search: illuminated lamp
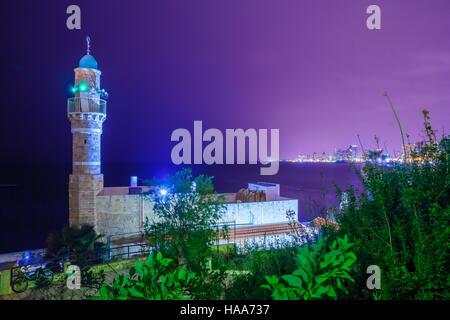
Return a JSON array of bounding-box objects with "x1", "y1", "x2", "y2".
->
[{"x1": 79, "y1": 82, "x2": 88, "y2": 92}]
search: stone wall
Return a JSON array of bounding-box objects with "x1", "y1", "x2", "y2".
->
[
  {"x1": 68, "y1": 113, "x2": 105, "y2": 175},
  {"x1": 96, "y1": 194, "x2": 157, "y2": 238},
  {"x1": 220, "y1": 199, "x2": 298, "y2": 225},
  {"x1": 69, "y1": 173, "x2": 104, "y2": 228},
  {"x1": 96, "y1": 194, "x2": 141, "y2": 237},
  {"x1": 96, "y1": 194, "x2": 298, "y2": 238}
]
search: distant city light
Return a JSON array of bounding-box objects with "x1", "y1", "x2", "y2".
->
[{"x1": 159, "y1": 189, "x2": 168, "y2": 196}]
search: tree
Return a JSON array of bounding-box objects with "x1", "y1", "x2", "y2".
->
[{"x1": 143, "y1": 168, "x2": 227, "y2": 273}]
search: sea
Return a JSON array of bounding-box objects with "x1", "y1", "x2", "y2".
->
[{"x1": 0, "y1": 162, "x2": 363, "y2": 253}]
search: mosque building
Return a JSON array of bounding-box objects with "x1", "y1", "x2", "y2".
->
[{"x1": 67, "y1": 39, "x2": 303, "y2": 249}]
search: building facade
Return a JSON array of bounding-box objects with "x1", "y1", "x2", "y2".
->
[{"x1": 67, "y1": 44, "x2": 300, "y2": 245}]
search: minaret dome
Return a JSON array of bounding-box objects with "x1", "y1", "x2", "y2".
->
[
  {"x1": 78, "y1": 36, "x2": 98, "y2": 69},
  {"x1": 79, "y1": 54, "x2": 98, "y2": 69}
]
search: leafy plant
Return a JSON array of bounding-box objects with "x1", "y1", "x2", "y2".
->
[
  {"x1": 143, "y1": 168, "x2": 227, "y2": 273},
  {"x1": 410, "y1": 109, "x2": 447, "y2": 161},
  {"x1": 330, "y1": 111, "x2": 449, "y2": 299},
  {"x1": 141, "y1": 168, "x2": 228, "y2": 300},
  {"x1": 187, "y1": 267, "x2": 228, "y2": 300},
  {"x1": 45, "y1": 224, "x2": 107, "y2": 291},
  {"x1": 261, "y1": 235, "x2": 356, "y2": 300},
  {"x1": 45, "y1": 224, "x2": 106, "y2": 261},
  {"x1": 224, "y1": 242, "x2": 298, "y2": 300},
  {"x1": 94, "y1": 251, "x2": 196, "y2": 300}
]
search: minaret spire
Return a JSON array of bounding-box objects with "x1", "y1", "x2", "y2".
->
[{"x1": 86, "y1": 35, "x2": 91, "y2": 55}]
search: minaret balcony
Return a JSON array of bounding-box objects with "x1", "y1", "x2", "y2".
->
[{"x1": 67, "y1": 97, "x2": 107, "y2": 115}]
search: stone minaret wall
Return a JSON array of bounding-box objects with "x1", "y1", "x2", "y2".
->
[{"x1": 68, "y1": 67, "x2": 106, "y2": 229}]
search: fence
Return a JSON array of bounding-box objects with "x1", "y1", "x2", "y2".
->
[
  {"x1": 6, "y1": 221, "x2": 312, "y2": 293},
  {"x1": 8, "y1": 243, "x2": 152, "y2": 293}
]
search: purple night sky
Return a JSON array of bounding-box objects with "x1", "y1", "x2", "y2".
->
[{"x1": 1, "y1": 0, "x2": 449, "y2": 164}]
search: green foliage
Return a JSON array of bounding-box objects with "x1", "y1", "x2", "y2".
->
[
  {"x1": 45, "y1": 224, "x2": 107, "y2": 289},
  {"x1": 224, "y1": 242, "x2": 298, "y2": 300},
  {"x1": 143, "y1": 168, "x2": 226, "y2": 273},
  {"x1": 409, "y1": 109, "x2": 446, "y2": 161},
  {"x1": 80, "y1": 269, "x2": 105, "y2": 290},
  {"x1": 93, "y1": 251, "x2": 196, "y2": 300},
  {"x1": 187, "y1": 267, "x2": 228, "y2": 300},
  {"x1": 45, "y1": 224, "x2": 106, "y2": 261},
  {"x1": 330, "y1": 113, "x2": 450, "y2": 299},
  {"x1": 141, "y1": 168, "x2": 228, "y2": 299},
  {"x1": 261, "y1": 235, "x2": 356, "y2": 300}
]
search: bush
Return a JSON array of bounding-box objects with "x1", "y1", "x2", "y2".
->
[
  {"x1": 93, "y1": 251, "x2": 196, "y2": 300},
  {"x1": 329, "y1": 116, "x2": 449, "y2": 299},
  {"x1": 45, "y1": 224, "x2": 106, "y2": 261},
  {"x1": 45, "y1": 224, "x2": 107, "y2": 289},
  {"x1": 224, "y1": 242, "x2": 298, "y2": 300},
  {"x1": 142, "y1": 168, "x2": 228, "y2": 299},
  {"x1": 143, "y1": 168, "x2": 226, "y2": 273},
  {"x1": 261, "y1": 235, "x2": 356, "y2": 300}
]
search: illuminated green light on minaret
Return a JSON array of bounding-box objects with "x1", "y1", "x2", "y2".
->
[{"x1": 79, "y1": 82, "x2": 87, "y2": 92}]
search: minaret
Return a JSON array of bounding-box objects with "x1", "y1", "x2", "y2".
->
[{"x1": 68, "y1": 37, "x2": 107, "y2": 229}]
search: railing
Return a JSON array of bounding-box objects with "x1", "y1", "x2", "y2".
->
[
  {"x1": 9, "y1": 243, "x2": 152, "y2": 292},
  {"x1": 106, "y1": 243, "x2": 152, "y2": 261},
  {"x1": 67, "y1": 97, "x2": 107, "y2": 114},
  {"x1": 109, "y1": 232, "x2": 144, "y2": 246}
]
